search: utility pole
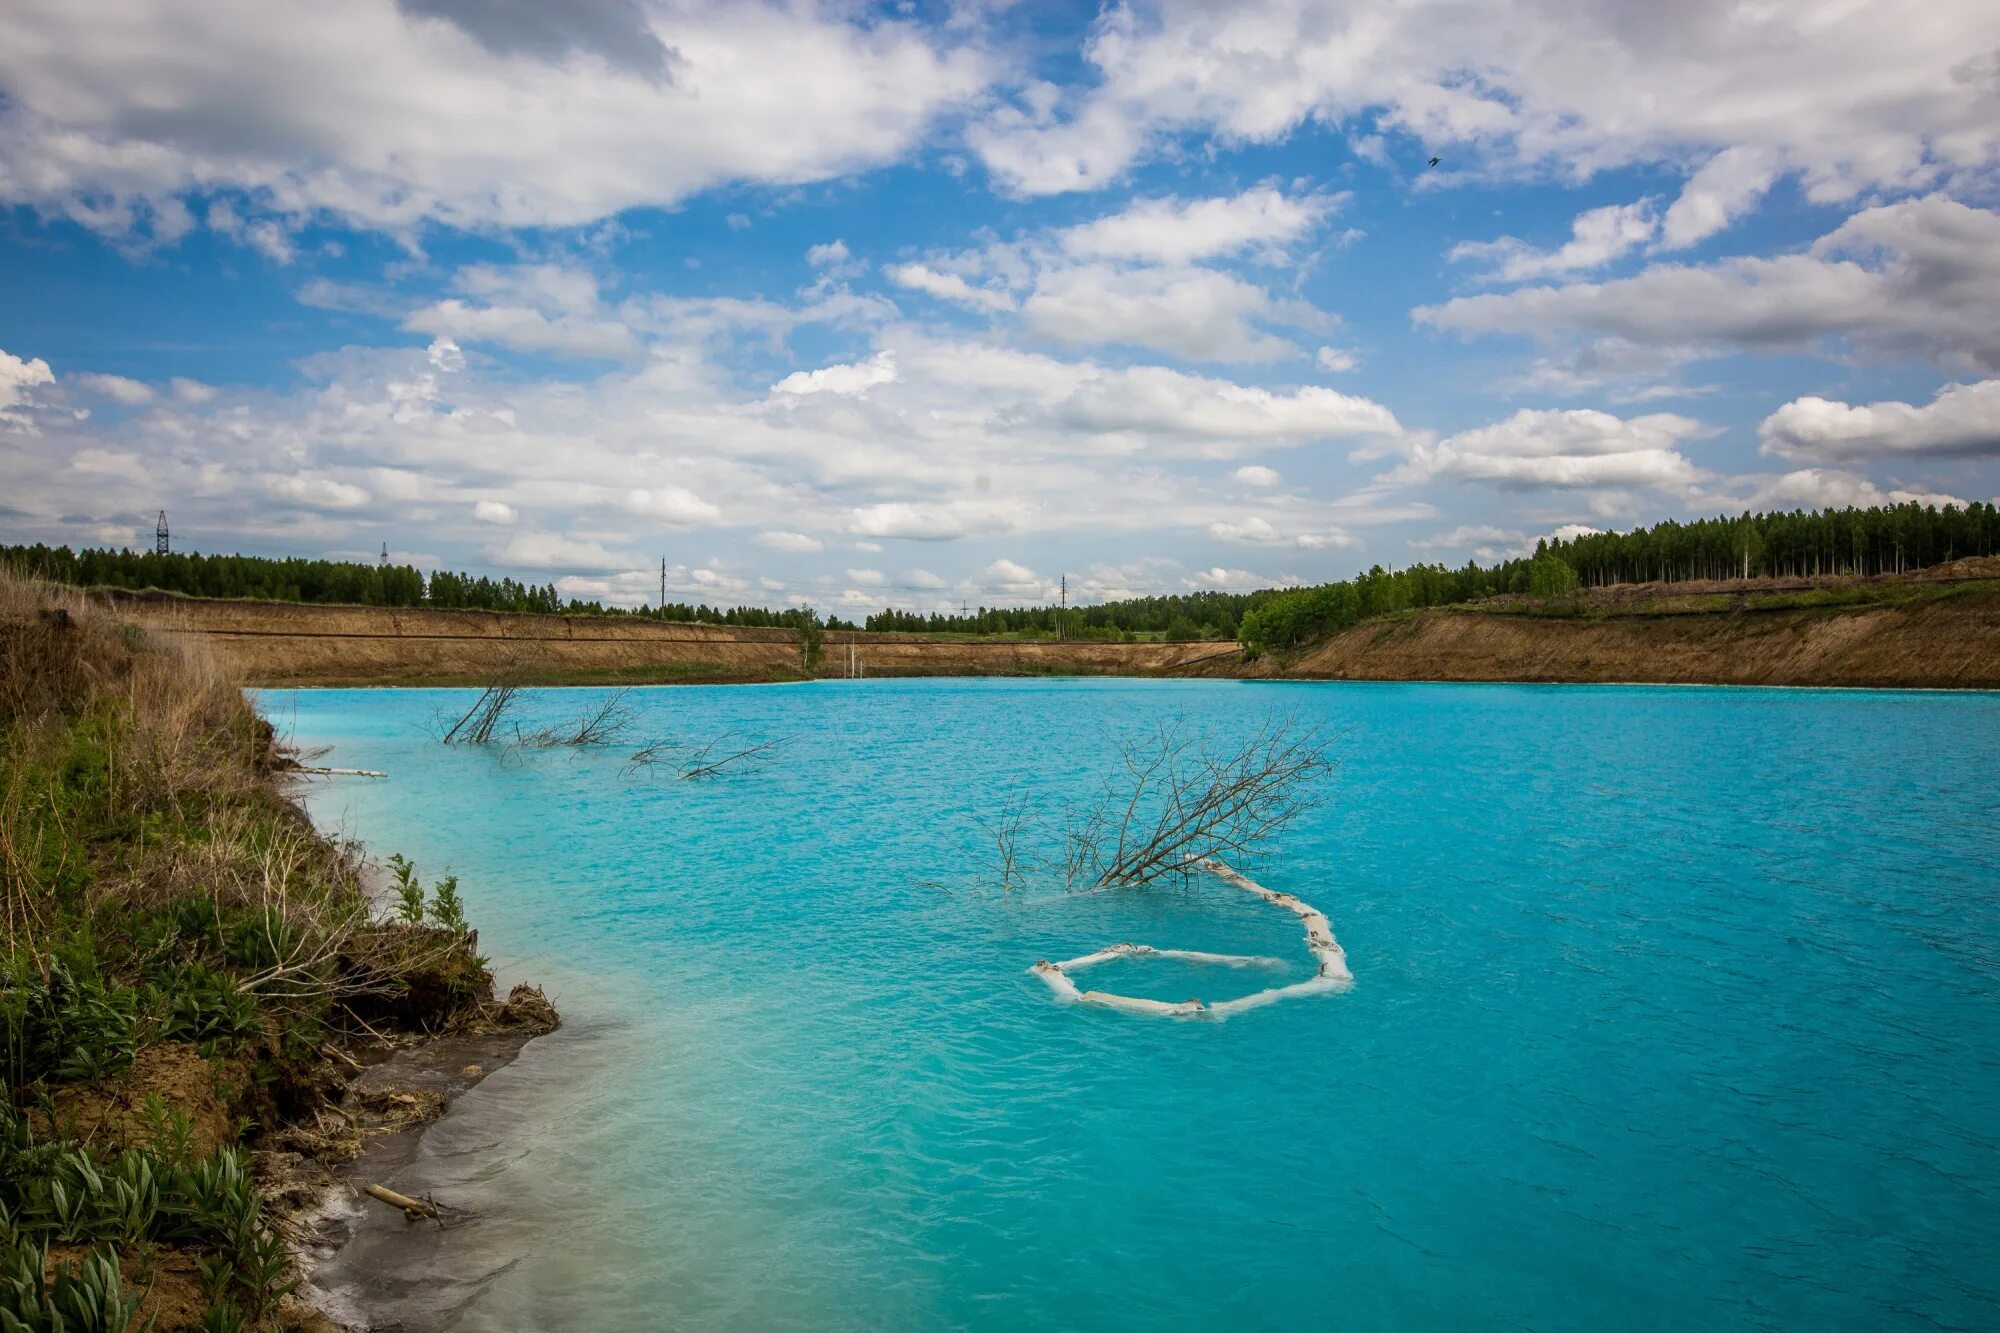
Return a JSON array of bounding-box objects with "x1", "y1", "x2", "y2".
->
[{"x1": 155, "y1": 511, "x2": 169, "y2": 556}]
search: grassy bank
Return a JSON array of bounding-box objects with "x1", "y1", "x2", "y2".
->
[{"x1": 0, "y1": 571, "x2": 551, "y2": 1330}]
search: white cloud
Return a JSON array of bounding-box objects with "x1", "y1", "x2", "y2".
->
[
  {"x1": 1207, "y1": 516, "x2": 1356, "y2": 549},
  {"x1": 1185, "y1": 565, "x2": 1288, "y2": 591},
  {"x1": 1758, "y1": 379, "x2": 2000, "y2": 461},
  {"x1": 1419, "y1": 196, "x2": 2000, "y2": 373},
  {"x1": 773, "y1": 351, "x2": 898, "y2": 396},
  {"x1": 625, "y1": 487, "x2": 722, "y2": 525},
  {"x1": 1659, "y1": 147, "x2": 1783, "y2": 250},
  {"x1": 977, "y1": 558, "x2": 1045, "y2": 595},
  {"x1": 1023, "y1": 261, "x2": 1300, "y2": 363},
  {"x1": 487, "y1": 530, "x2": 636, "y2": 571},
  {"x1": 848, "y1": 499, "x2": 1025, "y2": 541},
  {"x1": 845, "y1": 567, "x2": 886, "y2": 585},
  {"x1": 971, "y1": 0, "x2": 2000, "y2": 215},
  {"x1": 1389, "y1": 409, "x2": 1708, "y2": 490},
  {"x1": 0, "y1": 2, "x2": 988, "y2": 239},
  {"x1": 1727, "y1": 469, "x2": 1970, "y2": 512},
  {"x1": 267, "y1": 473, "x2": 371, "y2": 510},
  {"x1": 1056, "y1": 186, "x2": 1336, "y2": 264},
  {"x1": 903, "y1": 568, "x2": 948, "y2": 588},
  {"x1": 1410, "y1": 523, "x2": 1524, "y2": 551},
  {"x1": 1048, "y1": 366, "x2": 1401, "y2": 451},
  {"x1": 69, "y1": 372, "x2": 154, "y2": 405},
  {"x1": 0, "y1": 348, "x2": 54, "y2": 431},
  {"x1": 169, "y1": 377, "x2": 216, "y2": 403},
  {"x1": 1233, "y1": 465, "x2": 1281, "y2": 487},
  {"x1": 807, "y1": 239, "x2": 851, "y2": 267},
  {"x1": 403, "y1": 300, "x2": 640, "y2": 361},
  {"x1": 472, "y1": 499, "x2": 517, "y2": 525},
  {"x1": 1315, "y1": 347, "x2": 1356, "y2": 373},
  {"x1": 757, "y1": 530, "x2": 824, "y2": 553},
  {"x1": 884, "y1": 263, "x2": 1016, "y2": 313},
  {"x1": 1451, "y1": 200, "x2": 1658, "y2": 282},
  {"x1": 426, "y1": 336, "x2": 466, "y2": 373}
]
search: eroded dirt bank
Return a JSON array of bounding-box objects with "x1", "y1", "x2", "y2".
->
[
  {"x1": 101, "y1": 580, "x2": 2000, "y2": 690},
  {"x1": 1216, "y1": 587, "x2": 2000, "y2": 689},
  {"x1": 103, "y1": 592, "x2": 1237, "y2": 686}
]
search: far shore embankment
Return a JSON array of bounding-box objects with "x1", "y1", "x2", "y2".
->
[
  {"x1": 101, "y1": 575, "x2": 2000, "y2": 691},
  {"x1": 104, "y1": 591, "x2": 1238, "y2": 686}
]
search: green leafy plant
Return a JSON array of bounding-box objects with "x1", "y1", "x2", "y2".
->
[
  {"x1": 428, "y1": 874, "x2": 468, "y2": 935},
  {"x1": 386, "y1": 853, "x2": 426, "y2": 925}
]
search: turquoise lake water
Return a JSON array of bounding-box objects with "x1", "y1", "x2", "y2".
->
[{"x1": 270, "y1": 678, "x2": 2000, "y2": 1332}]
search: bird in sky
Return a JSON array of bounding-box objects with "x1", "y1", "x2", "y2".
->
[{"x1": 1427, "y1": 156, "x2": 1441, "y2": 167}]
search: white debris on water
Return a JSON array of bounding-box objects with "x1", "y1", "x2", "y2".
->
[{"x1": 1029, "y1": 857, "x2": 1351, "y2": 1020}]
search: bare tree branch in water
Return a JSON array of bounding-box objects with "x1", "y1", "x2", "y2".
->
[
  {"x1": 676, "y1": 731, "x2": 788, "y2": 780},
  {"x1": 976, "y1": 791, "x2": 1035, "y2": 892},
  {"x1": 511, "y1": 689, "x2": 636, "y2": 749},
  {"x1": 439, "y1": 682, "x2": 520, "y2": 745},
  {"x1": 1062, "y1": 715, "x2": 1336, "y2": 888}
]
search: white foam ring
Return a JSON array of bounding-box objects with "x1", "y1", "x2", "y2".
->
[{"x1": 1029, "y1": 857, "x2": 1352, "y2": 1020}]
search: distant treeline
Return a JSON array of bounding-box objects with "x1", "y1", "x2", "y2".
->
[
  {"x1": 7, "y1": 500, "x2": 1995, "y2": 649},
  {"x1": 1237, "y1": 501, "x2": 2000, "y2": 654},
  {"x1": 0, "y1": 545, "x2": 822, "y2": 629},
  {"x1": 864, "y1": 592, "x2": 1252, "y2": 641}
]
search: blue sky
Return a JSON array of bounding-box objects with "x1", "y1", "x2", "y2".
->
[{"x1": 2, "y1": 0, "x2": 1996, "y2": 612}]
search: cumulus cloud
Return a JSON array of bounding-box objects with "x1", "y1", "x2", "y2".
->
[
  {"x1": 845, "y1": 567, "x2": 885, "y2": 585},
  {"x1": 1023, "y1": 261, "x2": 1301, "y2": 362},
  {"x1": 1207, "y1": 516, "x2": 1356, "y2": 549},
  {"x1": 1045, "y1": 366, "x2": 1401, "y2": 452},
  {"x1": 884, "y1": 263, "x2": 1016, "y2": 313},
  {"x1": 1418, "y1": 196, "x2": 2000, "y2": 373},
  {"x1": 1315, "y1": 347, "x2": 1356, "y2": 373},
  {"x1": 625, "y1": 487, "x2": 722, "y2": 525},
  {"x1": 487, "y1": 530, "x2": 636, "y2": 570},
  {"x1": 395, "y1": 264, "x2": 645, "y2": 362},
  {"x1": 1388, "y1": 408, "x2": 1708, "y2": 490},
  {"x1": 0, "y1": 1, "x2": 988, "y2": 239},
  {"x1": 473, "y1": 499, "x2": 517, "y2": 525},
  {"x1": 1410, "y1": 523, "x2": 1524, "y2": 552},
  {"x1": 1055, "y1": 186, "x2": 1337, "y2": 264},
  {"x1": 1722, "y1": 469, "x2": 1970, "y2": 512},
  {"x1": 1232, "y1": 465, "x2": 1281, "y2": 487},
  {"x1": 170, "y1": 378, "x2": 216, "y2": 404},
  {"x1": 847, "y1": 499, "x2": 1025, "y2": 541},
  {"x1": 266, "y1": 474, "x2": 371, "y2": 510},
  {"x1": 970, "y1": 0, "x2": 2000, "y2": 214},
  {"x1": 395, "y1": 0, "x2": 674, "y2": 80},
  {"x1": 1758, "y1": 379, "x2": 2000, "y2": 461},
  {"x1": 0, "y1": 348, "x2": 54, "y2": 431},
  {"x1": 772, "y1": 351, "x2": 898, "y2": 396},
  {"x1": 757, "y1": 530, "x2": 824, "y2": 553},
  {"x1": 69, "y1": 372, "x2": 154, "y2": 405},
  {"x1": 426, "y1": 337, "x2": 466, "y2": 372},
  {"x1": 1451, "y1": 200, "x2": 1658, "y2": 282},
  {"x1": 1659, "y1": 146, "x2": 1784, "y2": 250},
  {"x1": 807, "y1": 239, "x2": 851, "y2": 266}
]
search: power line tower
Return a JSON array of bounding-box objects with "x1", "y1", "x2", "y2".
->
[
  {"x1": 659, "y1": 558, "x2": 667, "y2": 618},
  {"x1": 1058, "y1": 573, "x2": 1067, "y2": 641},
  {"x1": 379, "y1": 542, "x2": 389, "y2": 566},
  {"x1": 155, "y1": 511, "x2": 169, "y2": 556}
]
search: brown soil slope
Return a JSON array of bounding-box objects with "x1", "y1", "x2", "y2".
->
[
  {"x1": 1222, "y1": 587, "x2": 2000, "y2": 689},
  {"x1": 106, "y1": 592, "x2": 1233, "y2": 686},
  {"x1": 103, "y1": 579, "x2": 2000, "y2": 690}
]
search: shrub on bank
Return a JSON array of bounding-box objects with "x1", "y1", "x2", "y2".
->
[{"x1": 0, "y1": 569, "x2": 518, "y2": 1329}]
